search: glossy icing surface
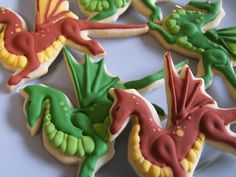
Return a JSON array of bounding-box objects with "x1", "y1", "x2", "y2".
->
[
  {"x1": 110, "y1": 53, "x2": 236, "y2": 177},
  {"x1": 1, "y1": 1, "x2": 236, "y2": 177}
]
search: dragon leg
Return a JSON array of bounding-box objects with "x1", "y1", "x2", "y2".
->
[
  {"x1": 152, "y1": 135, "x2": 186, "y2": 177},
  {"x1": 200, "y1": 113, "x2": 236, "y2": 153},
  {"x1": 201, "y1": 48, "x2": 233, "y2": 87},
  {"x1": 199, "y1": 57, "x2": 214, "y2": 87},
  {"x1": 62, "y1": 19, "x2": 104, "y2": 56},
  {"x1": 8, "y1": 34, "x2": 40, "y2": 86},
  {"x1": 214, "y1": 62, "x2": 236, "y2": 90},
  {"x1": 143, "y1": 0, "x2": 162, "y2": 21},
  {"x1": 148, "y1": 22, "x2": 176, "y2": 44},
  {"x1": 71, "y1": 113, "x2": 109, "y2": 177},
  {"x1": 90, "y1": 0, "x2": 117, "y2": 22}
]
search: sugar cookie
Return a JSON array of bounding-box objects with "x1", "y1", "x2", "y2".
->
[
  {"x1": 109, "y1": 52, "x2": 236, "y2": 177},
  {"x1": 0, "y1": 0, "x2": 148, "y2": 90}
]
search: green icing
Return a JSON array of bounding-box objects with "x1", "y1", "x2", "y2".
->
[
  {"x1": 80, "y1": 0, "x2": 130, "y2": 21},
  {"x1": 21, "y1": 48, "x2": 187, "y2": 177},
  {"x1": 148, "y1": 0, "x2": 236, "y2": 91},
  {"x1": 124, "y1": 59, "x2": 188, "y2": 90},
  {"x1": 143, "y1": 0, "x2": 162, "y2": 21}
]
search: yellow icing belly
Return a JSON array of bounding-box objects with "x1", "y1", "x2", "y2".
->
[
  {"x1": 0, "y1": 31, "x2": 27, "y2": 69},
  {"x1": 180, "y1": 133, "x2": 205, "y2": 173},
  {"x1": 36, "y1": 35, "x2": 66, "y2": 63},
  {"x1": 0, "y1": 31, "x2": 66, "y2": 69},
  {"x1": 128, "y1": 118, "x2": 173, "y2": 177}
]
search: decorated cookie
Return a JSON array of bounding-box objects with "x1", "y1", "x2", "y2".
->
[
  {"x1": 77, "y1": 0, "x2": 163, "y2": 22},
  {"x1": 78, "y1": 0, "x2": 131, "y2": 22},
  {"x1": 0, "y1": 0, "x2": 148, "y2": 91},
  {"x1": 144, "y1": 1, "x2": 236, "y2": 99},
  {"x1": 109, "y1": 52, "x2": 236, "y2": 177},
  {"x1": 20, "y1": 48, "x2": 187, "y2": 177}
]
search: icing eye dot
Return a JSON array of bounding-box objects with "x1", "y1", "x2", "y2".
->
[
  {"x1": 115, "y1": 106, "x2": 120, "y2": 112},
  {"x1": 15, "y1": 28, "x2": 21, "y2": 33}
]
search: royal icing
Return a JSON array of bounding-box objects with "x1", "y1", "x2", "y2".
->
[
  {"x1": 132, "y1": 0, "x2": 162, "y2": 22},
  {"x1": 147, "y1": 1, "x2": 236, "y2": 98},
  {"x1": 109, "y1": 52, "x2": 236, "y2": 177},
  {"x1": 78, "y1": 0, "x2": 131, "y2": 22},
  {"x1": 20, "y1": 48, "x2": 187, "y2": 177},
  {"x1": 0, "y1": 0, "x2": 147, "y2": 90}
]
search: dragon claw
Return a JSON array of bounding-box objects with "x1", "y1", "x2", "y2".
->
[
  {"x1": 8, "y1": 75, "x2": 23, "y2": 85},
  {"x1": 150, "y1": 9, "x2": 163, "y2": 22}
]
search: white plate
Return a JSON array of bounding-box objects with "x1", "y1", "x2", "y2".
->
[{"x1": 0, "y1": 0, "x2": 236, "y2": 177}]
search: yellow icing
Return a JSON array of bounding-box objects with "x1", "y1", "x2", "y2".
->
[
  {"x1": 45, "y1": 46, "x2": 54, "y2": 58},
  {"x1": 176, "y1": 129, "x2": 184, "y2": 137},
  {"x1": 128, "y1": 119, "x2": 173, "y2": 177},
  {"x1": 58, "y1": 36, "x2": 66, "y2": 42},
  {"x1": 0, "y1": 30, "x2": 65, "y2": 69},
  {"x1": 149, "y1": 165, "x2": 161, "y2": 177},
  {"x1": 15, "y1": 27, "x2": 21, "y2": 33},
  {"x1": 180, "y1": 133, "x2": 205, "y2": 173},
  {"x1": 17, "y1": 56, "x2": 27, "y2": 68},
  {"x1": 48, "y1": 0, "x2": 58, "y2": 17},
  {"x1": 36, "y1": 35, "x2": 64, "y2": 63},
  {"x1": 37, "y1": 51, "x2": 47, "y2": 63},
  {"x1": 39, "y1": 0, "x2": 49, "y2": 24},
  {"x1": 129, "y1": 117, "x2": 206, "y2": 176}
]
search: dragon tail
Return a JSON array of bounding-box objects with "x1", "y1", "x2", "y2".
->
[
  {"x1": 78, "y1": 20, "x2": 148, "y2": 37},
  {"x1": 206, "y1": 27, "x2": 236, "y2": 59},
  {"x1": 124, "y1": 59, "x2": 188, "y2": 94}
]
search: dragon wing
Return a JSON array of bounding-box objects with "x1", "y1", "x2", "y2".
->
[
  {"x1": 63, "y1": 48, "x2": 122, "y2": 108},
  {"x1": 164, "y1": 53, "x2": 215, "y2": 125},
  {"x1": 206, "y1": 27, "x2": 236, "y2": 59},
  {"x1": 35, "y1": 0, "x2": 78, "y2": 29}
]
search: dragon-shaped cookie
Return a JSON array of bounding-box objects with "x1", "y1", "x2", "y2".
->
[
  {"x1": 20, "y1": 48, "x2": 187, "y2": 177},
  {"x1": 0, "y1": 0, "x2": 148, "y2": 90},
  {"x1": 109, "y1": 52, "x2": 236, "y2": 177},
  {"x1": 145, "y1": 1, "x2": 236, "y2": 99}
]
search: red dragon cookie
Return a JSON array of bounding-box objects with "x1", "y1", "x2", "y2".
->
[
  {"x1": 109, "y1": 52, "x2": 236, "y2": 177},
  {"x1": 0, "y1": 0, "x2": 148, "y2": 90}
]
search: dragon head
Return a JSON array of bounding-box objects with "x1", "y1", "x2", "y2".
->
[
  {"x1": 187, "y1": 0, "x2": 222, "y2": 12},
  {"x1": 0, "y1": 7, "x2": 27, "y2": 31},
  {"x1": 186, "y1": 0, "x2": 224, "y2": 30},
  {"x1": 109, "y1": 88, "x2": 141, "y2": 141},
  {"x1": 20, "y1": 85, "x2": 46, "y2": 136}
]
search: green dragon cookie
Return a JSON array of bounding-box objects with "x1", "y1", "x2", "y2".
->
[
  {"x1": 144, "y1": 1, "x2": 236, "y2": 99},
  {"x1": 20, "y1": 48, "x2": 187, "y2": 177}
]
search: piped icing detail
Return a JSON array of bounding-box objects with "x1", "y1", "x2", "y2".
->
[
  {"x1": 0, "y1": 0, "x2": 147, "y2": 89},
  {"x1": 21, "y1": 49, "x2": 185, "y2": 177},
  {"x1": 147, "y1": 1, "x2": 236, "y2": 99},
  {"x1": 109, "y1": 52, "x2": 236, "y2": 177}
]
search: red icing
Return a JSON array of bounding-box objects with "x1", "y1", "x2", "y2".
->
[
  {"x1": 0, "y1": 6, "x2": 146, "y2": 86},
  {"x1": 110, "y1": 53, "x2": 236, "y2": 177}
]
